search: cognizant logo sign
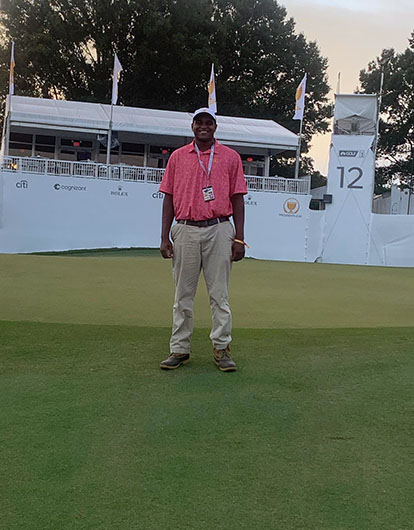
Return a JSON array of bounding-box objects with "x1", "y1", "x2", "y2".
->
[{"x1": 54, "y1": 183, "x2": 87, "y2": 192}]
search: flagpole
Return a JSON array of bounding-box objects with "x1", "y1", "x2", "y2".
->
[
  {"x1": 4, "y1": 41, "x2": 15, "y2": 157},
  {"x1": 106, "y1": 103, "x2": 114, "y2": 165},
  {"x1": 4, "y1": 96, "x2": 11, "y2": 157},
  {"x1": 293, "y1": 73, "x2": 307, "y2": 179},
  {"x1": 106, "y1": 53, "x2": 123, "y2": 166},
  {"x1": 294, "y1": 117, "x2": 304, "y2": 179},
  {"x1": 373, "y1": 70, "x2": 384, "y2": 160}
]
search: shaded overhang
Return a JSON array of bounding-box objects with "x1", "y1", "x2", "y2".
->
[{"x1": 8, "y1": 95, "x2": 299, "y2": 153}]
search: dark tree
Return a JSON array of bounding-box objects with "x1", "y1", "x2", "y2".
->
[
  {"x1": 359, "y1": 34, "x2": 414, "y2": 194},
  {"x1": 0, "y1": 0, "x2": 331, "y2": 174}
]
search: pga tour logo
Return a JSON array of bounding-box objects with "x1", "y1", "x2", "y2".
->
[{"x1": 339, "y1": 150, "x2": 364, "y2": 158}]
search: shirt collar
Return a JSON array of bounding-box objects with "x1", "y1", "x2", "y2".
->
[{"x1": 188, "y1": 139, "x2": 220, "y2": 154}]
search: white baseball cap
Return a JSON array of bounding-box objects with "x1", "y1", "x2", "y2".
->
[{"x1": 192, "y1": 107, "x2": 217, "y2": 122}]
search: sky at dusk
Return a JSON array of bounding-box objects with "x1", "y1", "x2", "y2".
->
[{"x1": 280, "y1": 0, "x2": 414, "y2": 174}]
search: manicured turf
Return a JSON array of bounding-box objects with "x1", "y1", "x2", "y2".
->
[
  {"x1": 1, "y1": 253, "x2": 414, "y2": 328},
  {"x1": 1, "y1": 253, "x2": 413, "y2": 529}
]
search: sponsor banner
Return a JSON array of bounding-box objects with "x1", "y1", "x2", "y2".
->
[
  {"x1": 16, "y1": 180, "x2": 29, "y2": 189},
  {"x1": 279, "y1": 197, "x2": 302, "y2": 218},
  {"x1": 0, "y1": 174, "x2": 163, "y2": 252},
  {"x1": 244, "y1": 194, "x2": 258, "y2": 207},
  {"x1": 338, "y1": 150, "x2": 365, "y2": 158},
  {"x1": 54, "y1": 183, "x2": 86, "y2": 192},
  {"x1": 110, "y1": 185, "x2": 128, "y2": 197},
  {"x1": 322, "y1": 134, "x2": 376, "y2": 265},
  {"x1": 245, "y1": 192, "x2": 315, "y2": 262}
]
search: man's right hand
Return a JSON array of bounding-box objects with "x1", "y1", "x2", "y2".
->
[{"x1": 160, "y1": 238, "x2": 173, "y2": 259}]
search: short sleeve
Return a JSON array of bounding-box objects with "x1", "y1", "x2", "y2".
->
[
  {"x1": 230, "y1": 152, "x2": 247, "y2": 196},
  {"x1": 159, "y1": 152, "x2": 176, "y2": 195}
]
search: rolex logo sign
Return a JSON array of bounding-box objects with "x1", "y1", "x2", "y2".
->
[{"x1": 283, "y1": 198, "x2": 300, "y2": 214}]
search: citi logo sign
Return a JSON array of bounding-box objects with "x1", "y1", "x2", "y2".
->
[
  {"x1": 16, "y1": 180, "x2": 28, "y2": 189},
  {"x1": 54, "y1": 183, "x2": 86, "y2": 192},
  {"x1": 152, "y1": 191, "x2": 164, "y2": 199},
  {"x1": 339, "y1": 150, "x2": 364, "y2": 158}
]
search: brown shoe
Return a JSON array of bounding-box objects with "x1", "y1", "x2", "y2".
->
[
  {"x1": 213, "y1": 347, "x2": 237, "y2": 372},
  {"x1": 160, "y1": 353, "x2": 190, "y2": 370}
]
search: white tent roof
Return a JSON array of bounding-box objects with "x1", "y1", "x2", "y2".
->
[
  {"x1": 8, "y1": 96, "x2": 299, "y2": 151},
  {"x1": 334, "y1": 94, "x2": 378, "y2": 122}
]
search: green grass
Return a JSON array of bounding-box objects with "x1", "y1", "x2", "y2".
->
[
  {"x1": 1, "y1": 253, "x2": 414, "y2": 529},
  {"x1": 1, "y1": 253, "x2": 413, "y2": 328}
]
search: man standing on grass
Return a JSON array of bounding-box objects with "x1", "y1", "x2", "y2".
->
[{"x1": 159, "y1": 107, "x2": 247, "y2": 372}]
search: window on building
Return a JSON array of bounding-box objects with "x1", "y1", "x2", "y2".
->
[
  {"x1": 148, "y1": 145, "x2": 173, "y2": 169},
  {"x1": 9, "y1": 132, "x2": 33, "y2": 157},
  {"x1": 35, "y1": 134, "x2": 56, "y2": 159},
  {"x1": 241, "y1": 154, "x2": 265, "y2": 176},
  {"x1": 120, "y1": 142, "x2": 145, "y2": 166}
]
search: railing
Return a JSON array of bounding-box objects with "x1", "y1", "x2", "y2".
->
[
  {"x1": 1, "y1": 156, "x2": 165, "y2": 183},
  {"x1": 1, "y1": 156, "x2": 311, "y2": 194},
  {"x1": 245, "y1": 175, "x2": 310, "y2": 194}
]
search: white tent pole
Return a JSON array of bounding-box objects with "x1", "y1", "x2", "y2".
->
[
  {"x1": 106, "y1": 103, "x2": 114, "y2": 165},
  {"x1": 294, "y1": 117, "x2": 304, "y2": 179}
]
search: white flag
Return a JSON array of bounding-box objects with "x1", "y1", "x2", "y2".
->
[
  {"x1": 9, "y1": 41, "x2": 15, "y2": 96},
  {"x1": 293, "y1": 73, "x2": 307, "y2": 120},
  {"x1": 208, "y1": 63, "x2": 217, "y2": 113},
  {"x1": 111, "y1": 53, "x2": 123, "y2": 105}
]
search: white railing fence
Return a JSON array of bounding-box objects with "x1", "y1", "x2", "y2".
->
[
  {"x1": 245, "y1": 175, "x2": 310, "y2": 194},
  {"x1": 1, "y1": 156, "x2": 311, "y2": 194}
]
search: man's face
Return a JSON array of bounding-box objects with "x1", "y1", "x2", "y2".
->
[{"x1": 192, "y1": 114, "x2": 217, "y2": 143}]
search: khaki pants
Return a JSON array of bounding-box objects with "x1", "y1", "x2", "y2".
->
[{"x1": 170, "y1": 220, "x2": 234, "y2": 354}]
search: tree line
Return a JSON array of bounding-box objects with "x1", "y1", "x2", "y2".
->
[
  {"x1": 0, "y1": 0, "x2": 413, "y2": 188},
  {"x1": 0, "y1": 0, "x2": 331, "y2": 177},
  {"x1": 359, "y1": 33, "x2": 414, "y2": 193}
]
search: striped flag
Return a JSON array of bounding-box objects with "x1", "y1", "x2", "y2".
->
[
  {"x1": 293, "y1": 73, "x2": 307, "y2": 120},
  {"x1": 111, "y1": 53, "x2": 123, "y2": 105},
  {"x1": 207, "y1": 63, "x2": 217, "y2": 113},
  {"x1": 9, "y1": 41, "x2": 15, "y2": 95}
]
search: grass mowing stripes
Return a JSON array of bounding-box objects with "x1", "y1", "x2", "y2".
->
[
  {"x1": 1, "y1": 254, "x2": 414, "y2": 328},
  {"x1": 1, "y1": 252, "x2": 414, "y2": 529},
  {"x1": 1, "y1": 321, "x2": 414, "y2": 530}
]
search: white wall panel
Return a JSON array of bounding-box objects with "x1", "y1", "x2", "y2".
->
[
  {"x1": 2, "y1": 170, "x2": 414, "y2": 268},
  {"x1": 305, "y1": 210, "x2": 325, "y2": 262},
  {"x1": 244, "y1": 191, "x2": 313, "y2": 262},
  {"x1": 0, "y1": 172, "x2": 164, "y2": 253},
  {"x1": 369, "y1": 214, "x2": 414, "y2": 267}
]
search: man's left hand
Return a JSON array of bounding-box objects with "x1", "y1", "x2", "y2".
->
[{"x1": 232, "y1": 241, "x2": 245, "y2": 262}]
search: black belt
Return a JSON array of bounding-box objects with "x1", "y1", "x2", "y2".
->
[{"x1": 177, "y1": 216, "x2": 229, "y2": 227}]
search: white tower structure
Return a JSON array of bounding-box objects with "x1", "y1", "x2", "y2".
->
[{"x1": 320, "y1": 94, "x2": 378, "y2": 265}]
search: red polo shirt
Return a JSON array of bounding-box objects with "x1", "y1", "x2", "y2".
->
[{"x1": 160, "y1": 140, "x2": 247, "y2": 221}]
